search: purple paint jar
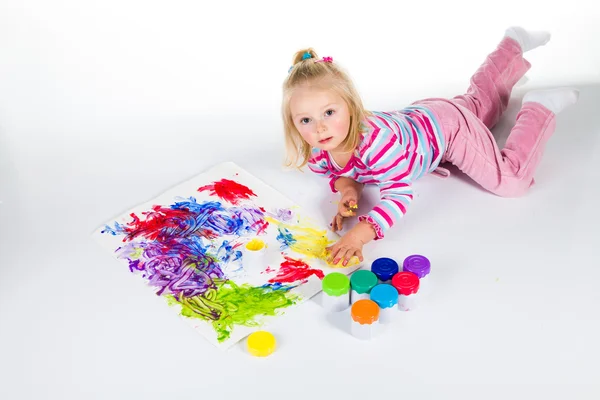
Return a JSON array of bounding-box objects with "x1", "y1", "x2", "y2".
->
[{"x1": 402, "y1": 255, "x2": 431, "y2": 293}]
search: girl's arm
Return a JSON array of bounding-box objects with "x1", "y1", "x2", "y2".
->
[
  {"x1": 334, "y1": 177, "x2": 364, "y2": 199},
  {"x1": 331, "y1": 177, "x2": 364, "y2": 231}
]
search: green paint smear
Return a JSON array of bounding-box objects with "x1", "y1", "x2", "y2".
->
[
  {"x1": 166, "y1": 281, "x2": 300, "y2": 343},
  {"x1": 130, "y1": 247, "x2": 143, "y2": 260}
]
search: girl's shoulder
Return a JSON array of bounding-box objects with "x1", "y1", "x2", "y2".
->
[
  {"x1": 356, "y1": 112, "x2": 402, "y2": 158},
  {"x1": 308, "y1": 146, "x2": 327, "y2": 166}
]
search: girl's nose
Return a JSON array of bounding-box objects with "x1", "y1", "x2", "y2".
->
[{"x1": 316, "y1": 120, "x2": 326, "y2": 133}]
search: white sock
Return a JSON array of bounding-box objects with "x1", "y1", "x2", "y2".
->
[
  {"x1": 505, "y1": 26, "x2": 551, "y2": 52},
  {"x1": 523, "y1": 88, "x2": 580, "y2": 114}
]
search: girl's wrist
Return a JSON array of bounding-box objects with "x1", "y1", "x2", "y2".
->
[
  {"x1": 341, "y1": 186, "x2": 358, "y2": 197},
  {"x1": 356, "y1": 220, "x2": 377, "y2": 243}
]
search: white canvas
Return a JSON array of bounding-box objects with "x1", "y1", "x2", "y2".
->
[{"x1": 93, "y1": 161, "x2": 360, "y2": 349}]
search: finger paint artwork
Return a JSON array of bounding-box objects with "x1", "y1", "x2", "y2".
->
[{"x1": 93, "y1": 162, "x2": 361, "y2": 349}]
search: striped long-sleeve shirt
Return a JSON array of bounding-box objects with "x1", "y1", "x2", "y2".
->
[{"x1": 307, "y1": 105, "x2": 445, "y2": 239}]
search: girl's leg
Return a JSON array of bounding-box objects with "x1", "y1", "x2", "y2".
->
[
  {"x1": 421, "y1": 87, "x2": 578, "y2": 197},
  {"x1": 446, "y1": 102, "x2": 555, "y2": 197},
  {"x1": 452, "y1": 27, "x2": 550, "y2": 130}
]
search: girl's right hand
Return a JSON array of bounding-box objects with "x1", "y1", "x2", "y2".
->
[{"x1": 331, "y1": 190, "x2": 359, "y2": 232}]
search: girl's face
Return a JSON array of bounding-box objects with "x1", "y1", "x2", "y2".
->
[{"x1": 289, "y1": 84, "x2": 351, "y2": 153}]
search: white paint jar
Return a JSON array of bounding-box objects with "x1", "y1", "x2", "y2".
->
[
  {"x1": 392, "y1": 271, "x2": 420, "y2": 311},
  {"x1": 243, "y1": 238, "x2": 267, "y2": 270},
  {"x1": 350, "y1": 299, "x2": 380, "y2": 340},
  {"x1": 321, "y1": 272, "x2": 350, "y2": 312}
]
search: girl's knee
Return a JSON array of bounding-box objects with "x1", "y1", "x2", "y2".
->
[{"x1": 492, "y1": 177, "x2": 534, "y2": 197}]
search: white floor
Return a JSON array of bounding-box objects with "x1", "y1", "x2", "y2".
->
[{"x1": 1, "y1": 80, "x2": 599, "y2": 399}]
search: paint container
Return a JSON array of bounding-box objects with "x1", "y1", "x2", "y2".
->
[
  {"x1": 244, "y1": 238, "x2": 266, "y2": 270},
  {"x1": 371, "y1": 257, "x2": 399, "y2": 283},
  {"x1": 350, "y1": 270, "x2": 378, "y2": 304},
  {"x1": 247, "y1": 330, "x2": 276, "y2": 357},
  {"x1": 369, "y1": 284, "x2": 398, "y2": 324},
  {"x1": 350, "y1": 299, "x2": 380, "y2": 340},
  {"x1": 392, "y1": 271, "x2": 420, "y2": 311},
  {"x1": 403, "y1": 254, "x2": 431, "y2": 293},
  {"x1": 321, "y1": 272, "x2": 350, "y2": 312}
]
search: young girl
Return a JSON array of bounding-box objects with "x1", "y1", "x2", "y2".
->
[{"x1": 281, "y1": 26, "x2": 579, "y2": 266}]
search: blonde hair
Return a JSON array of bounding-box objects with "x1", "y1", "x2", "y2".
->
[{"x1": 281, "y1": 48, "x2": 370, "y2": 169}]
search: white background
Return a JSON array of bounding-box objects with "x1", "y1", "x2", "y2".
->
[{"x1": 1, "y1": 0, "x2": 600, "y2": 399}]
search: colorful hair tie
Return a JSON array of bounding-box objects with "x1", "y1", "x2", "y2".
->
[
  {"x1": 315, "y1": 56, "x2": 333, "y2": 63},
  {"x1": 302, "y1": 51, "x2": 312, "y2": 60}
]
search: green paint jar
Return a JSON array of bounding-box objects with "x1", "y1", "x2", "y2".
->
[
  {"x1": 350, "y1": 270, "x2": 378, "y2": 304},
  {"x1": 321, "y1": 272, "x2": 350, "y2": 312}
]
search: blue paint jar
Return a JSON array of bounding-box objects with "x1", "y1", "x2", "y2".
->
[
  {"x1": 369, "y1": 283, "x2": 398, "y2": 324},
  {"x1": 371, "y1": 257, "x2": 399, "y2": 283}
]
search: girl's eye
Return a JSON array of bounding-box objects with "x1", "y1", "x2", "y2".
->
[
  {"x1": 300, "y1": 118, "x2": 310, "y2": 124},
  {"x1": 325, "y1": 109, "x2": 335, "y2": 117}
]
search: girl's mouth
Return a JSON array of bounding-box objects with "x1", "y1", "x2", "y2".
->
[{"x1": 319, "y1": 137, "x2": 333, "y2": 144}]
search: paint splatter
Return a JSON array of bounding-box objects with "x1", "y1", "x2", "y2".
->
[
  {"x1": 268, "y1": 256, "x2": 325, "y2": 284},
  {"x1": 170, "y1": 280, "x2": 300, "y2": 342},
  {"x1": 267, "y1": 208, "x2": 294, "y2": 222},
  {"x1": 101, "y1": 196, "x2": 299, "y2": 342},
  {"x1": 266, "y1": 217, "x2": 358, "y2": 267},
  {"x1": 198, "y1": 179, "x2": 257, "y2": 205},
  {"x1": 102, "y1": 198, "x2": 268, "y2": 242},
  {"x1": 217, "y1": 240, "x2": 243, "y2": 263},
  {"x1": 112, "y1": 237, "x2": 224, "y2": 297},
  {"x1": 261, "y1": 266, "x2": 276, "y2": 274},
  {"x1": 267, "y1": 217, "x2": 333, "y2": 259}
]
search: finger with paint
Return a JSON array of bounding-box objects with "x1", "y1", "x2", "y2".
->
[
  {"x1": 326, "y1": 239, "x2": 364, "y2": 267},
  {"x1": 331, "y1": 213, "x2": 344, "y2": 232},
  {"x1": 339, "y1": 199, "x2": 358, "y2": 217}
]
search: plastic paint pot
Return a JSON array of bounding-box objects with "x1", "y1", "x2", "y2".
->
[
  {"x1": 403, "y1": 254, "x2": 430, "y2": 292},
  {"x1": 391, "y1": 271, "x2": 420, "y2": 311},
  {"x1": 350, "y1": 270, "x2": 378, "y2": 304},
  {"x1": 371, "y1": 257, "x2": 399, "y2": 283},
  {"x1": 321, "y1": 272, "x2": 350, "y2": 312},
  {"x1": 350, "y1": 299, "x2": 380, "y2": 340},
  {"x1": 369, "y1": 284, "x2": 398, "y2": 323},
  {"x1": 244, "y1": 238, "x2": 266, "y2": 269}
]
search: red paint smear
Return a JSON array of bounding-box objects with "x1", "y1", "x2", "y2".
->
[
  {"x1": 122, "y1": 205, "x2": 216, "y2": 242},
  {"x1": 268, "y1": 256, "x2": 324, "y2": 284},
  {"x1": 253, "y1": 219, "x2": 269, "y2": 235},
  {"x1": 197, "y1": 179, "x2": 257, "y2": 205}
]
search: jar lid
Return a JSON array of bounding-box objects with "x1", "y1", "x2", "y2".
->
[
  {"x1": 322, "y1": 272, "x2": 350, "y2": 297},
  {"x1": 351, "y1": 299, "x2": 380, "y2": 325},
  {"x1": 350, "y1": 270, "x2": 378, "y2": 294},
  {"x1": 369, "y1": 283, "x2": 398, "y2": 308},
  {"x1": 391, "y1": 271, "x2": 420, "y2": 295},
  {"x1": 403, "y1": 254, "x2": 430, "y2": 278},
  {"x1": 247, "y1": 331, "x2": 276, "y2": 357},
  {"x1": 371, "y1": 257, "x2": 399, "y2": 281}
]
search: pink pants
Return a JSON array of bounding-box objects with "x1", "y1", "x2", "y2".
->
[{"x1": 415, "y1": 37, "x2": 556, "y2": 197}]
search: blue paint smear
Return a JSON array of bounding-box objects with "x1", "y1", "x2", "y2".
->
[{"x1": 275, "y1": 226, "x2": 296, "y2": 250}]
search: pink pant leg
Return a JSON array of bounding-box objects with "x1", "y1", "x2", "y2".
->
[
  {"x1": 425, "y1": 100, "x2": 556, "y2": 197},
  {"x1": 414, "y1": 36, "x2": 557, "y2": 197},
  {"x1": 452, "y1": 36, "x2": 531, "y2": 130}
]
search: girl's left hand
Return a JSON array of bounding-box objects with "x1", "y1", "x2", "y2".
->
[{"x1": 326, "y1": 230, "x2": 366, "y2": 267}]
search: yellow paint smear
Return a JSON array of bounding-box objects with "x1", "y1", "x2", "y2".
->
[{"x1": 265, "y1": 216, "x2": 359, "y2": 268}]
